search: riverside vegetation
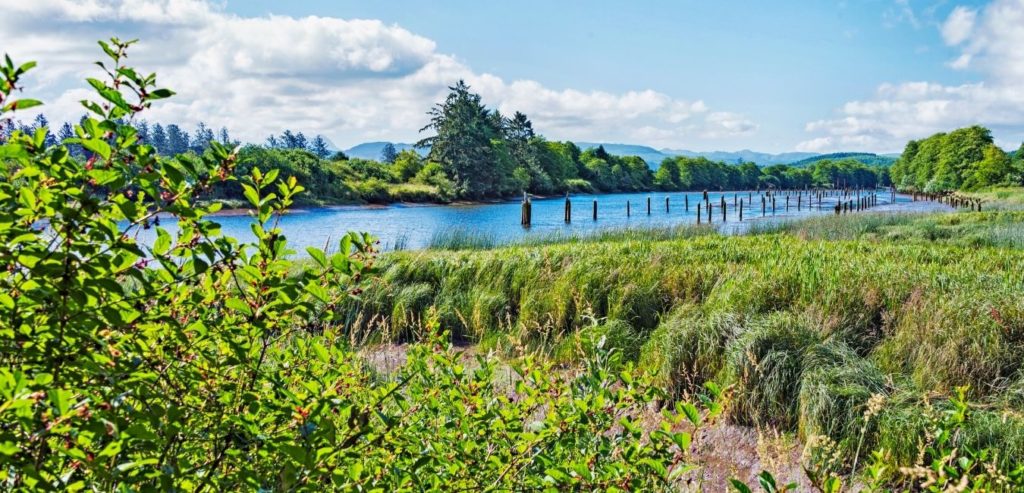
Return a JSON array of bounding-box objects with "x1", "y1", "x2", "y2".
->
[
  {"x1": 2, "y1": 39, "x2": 1023, "y2": 491},
  {"x1": 342, "y1": 203, "x2": 1024, "y2": 490}
]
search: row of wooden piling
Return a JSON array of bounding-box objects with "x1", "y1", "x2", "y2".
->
[
  {"x1": 910, "y1": 191, "x2": 984, "y2": 211},
  {"x1": 522, "y1": 188, "x2": 892, "y2": 227}
]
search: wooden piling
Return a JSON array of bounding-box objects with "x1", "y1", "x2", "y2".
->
[
  {"x1": 521, "y1": 193, "x2": 532, "y2": 226},
  {"x1": 647, "y1": 196, "x2": 651, "y2": 215},
  {"x1": 739, "y1": 199, "x2": 744, "y2": 221},
  {"x1": 564, "y1": 193, "x2": 571, "y2": 223},
  {"x1": 592, "y1": 199, "x2": 598, "y2": 221},
  {"x1": 626, "y1": 200, "x2": 631, "y2": 217},
  {"x1": 666, "y1": 196, "x2": 670, "y2": 213},
  {"x1": 685, "y1": 195, "x2": 689, "y2": 212},
  {"x1": 697, "y1": 203, "x2": 702, "y2": 224}
]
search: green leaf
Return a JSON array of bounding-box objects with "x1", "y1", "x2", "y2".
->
[
  {"x1": 154, "y1": 228, "x2": 172, "y2": 255},
  {"x1": 729, "y1": 479, "x2": 754, "y2": 493},
  {"x1": 3, "y1": 99, "x2": 43, "y2": 111},
  {"x1": 679, "y1": 402, "x2": 701, "y2": 427},
  {"x1": 148, "y1": 88, "x2": 175, "y2": 100},
  {"x1": 307, "y1": 248, "x2": 328, "y2": 267},
  {"x1": 81, "y1": 139, "x2": 111, "y2": 160}
]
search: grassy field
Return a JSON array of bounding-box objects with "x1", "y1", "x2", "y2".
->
[{"x1": 337, "y1": 189, "x2": 1024, "y2": 476}]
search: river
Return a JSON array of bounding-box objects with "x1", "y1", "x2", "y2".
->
[{"x1": 138, "y1": 190, "x2": 916, "y2": 254}]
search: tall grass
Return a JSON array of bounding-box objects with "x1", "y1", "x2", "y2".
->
[{"x1": 337, "y1": 207, "x2": 1024, "y2": 467}]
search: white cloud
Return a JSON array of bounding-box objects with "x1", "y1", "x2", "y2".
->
[
  {"x1": 0, "y1": 0, "x2": 755, "y2": 148},
  {"x1": 941, "y1": 6, "x2": 977, "y2": 45},
  {"x1": 798, "y1": 0, "x2": 1024, "y2": 153}
]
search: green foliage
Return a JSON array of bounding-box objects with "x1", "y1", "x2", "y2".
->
[
  {"x1": 789, "y1": 152, "x2": 896, "y2": 168},
  {"x1": 347, "y1": 208, "x2": 1024, "y2": 484},
  {"x1": 0, "y1": 41, "x2": 704, "y2": 491},
  {"x1": 891, "y1": 125, "x2": 1017, "y2": 192}
]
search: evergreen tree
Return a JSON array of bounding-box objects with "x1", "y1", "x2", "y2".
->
[
  {"x1": 134, "y1": 120, "x2": 150, "y2": 145},
  {"x1": 192, "y1": 122, "x2": 215, "y2": 153},
  {"x1": 380, "y1": 142, "x2": 398, "y2": 163},
  {"x1": 151, "y1": 123, "x2": 168, "y2": 154},
  {"x1": 293, "y1": 132, "x2": 308, "y2": 151},
  {"x1": 311, "y1": 135, "x2": 331, "y2": 159},
  {"x1": 219, "y1": 127, "x2": 231, "y2": 145},
  {"x1": 57, "y1": 122, "x2": 82, "y2": 158},
  {"x1": 417, "y1": 80, "x2": 508, "y2": 198},
  {"x1": 166, "y1": 124, "x2": 189, "y2": 155}
]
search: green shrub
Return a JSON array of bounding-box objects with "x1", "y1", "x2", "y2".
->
[{"x1": 0, "y1": 40, "x2": 701, "y2": 491}]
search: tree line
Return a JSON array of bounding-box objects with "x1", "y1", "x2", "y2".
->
[
  {"x1": 2, "y1": 81, "x2": 892, "y2": 206},
  {"x1": 891, "y1": 125, "x2": 1024, "y2": 192}
]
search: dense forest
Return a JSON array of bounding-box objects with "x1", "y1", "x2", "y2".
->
[
  {"x1": 789, "y1": 152, "x2": 897, "y2": 168},
  {"x1": 890, "y1": 125, "x2": 1024, "y2": 192},
  {"x1": 2, "y1": 82, "x2": 891, "y2": 206}
]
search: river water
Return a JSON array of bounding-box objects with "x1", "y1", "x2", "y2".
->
[{"x1": 132, "y1": 190, "x2": 916, "y2": 254}]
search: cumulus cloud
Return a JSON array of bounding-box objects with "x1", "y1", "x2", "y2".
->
[
  {"x1": 798, "y1": 0, "x2": 1024, "y2": 153},
  {"x1": 0, "y1": 0, "x2": 755, "y2": 148},
  {"x1": 941, "y1": 6, "x2": 977, "y2": 45}
]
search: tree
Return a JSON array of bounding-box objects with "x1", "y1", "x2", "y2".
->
[
  {"x1": 506, "y1": 111, "x2": 534, "y2": 141},
  {"x1": 165, "y1": 123, "x2": 189, "y2": 155},
  {"x1": 417, "y1": 80, "x2": 509, "y2": 198},
  {"x1": 311, "y1": 135, "x2": 331, "y2": 159},
  {"x1": 654, "y1": 158, "x2": 681, "y2": 190},
  {"x1": 380, "y1": 142, "x2": 398, "y2": 163},
  {"x1": 191, "y1": 121, "x2": 215, "y2": 153},
  {"x1": 218, "y1": 126, "x2": 232, "y2": 145},
  {"x1": 151, "y1": 123, "x2": 167, "y2": 154}
]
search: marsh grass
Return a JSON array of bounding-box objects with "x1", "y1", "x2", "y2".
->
[{"x1": 337, "y1": 199, "x2": 1024, "y2": 470}]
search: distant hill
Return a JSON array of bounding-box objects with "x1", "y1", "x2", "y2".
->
[
  {"x1": 577, "y1": 143, "x2": 817, "y2": 167},
  {"x1": 342, "y1": 140, "x2": 896, "y2": 169},
  {"x1": 575, "y1": 143, "x2": 672, "y2": 166},
  {"x1": 661, "y1": 148, "x2": 817, "y2": 166},
  {"x1": 343, "y1": 142, "x2": 425, "y2": 160},
  {"x1": 789, "y1": 152, "x2": 897, "y2": 167}
]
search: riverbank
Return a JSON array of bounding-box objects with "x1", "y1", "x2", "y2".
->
[{"x1": 338, "y1": 194, "x2": 1024, "y2": 486}]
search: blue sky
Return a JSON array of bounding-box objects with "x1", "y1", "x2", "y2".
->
[{"x1": 2, "y1": 0, "x2": 1020, "y2": 153}]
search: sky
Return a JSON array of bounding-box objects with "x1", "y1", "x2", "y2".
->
[{"x1": 1, "y1": 0, "x2": 1022, "y2": 154}]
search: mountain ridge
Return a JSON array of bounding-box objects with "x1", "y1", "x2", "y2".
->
[{"x1": 343, "y1": 140, "x2": 893, "y2": 167}]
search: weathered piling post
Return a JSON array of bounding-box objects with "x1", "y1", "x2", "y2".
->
[
  {"x1": 771, "y1": 195, "x2": 776, "y2": 214},
  {"x1": 707, "y1": 201, "x2": 713, "y2": 223},
  {"x1": 798, "y1": 194, "x2": 802, "y2": 211},
  {"x1": 626, "y1": 200, "x2": 631, "y2": 217},
  {"x1": 564, "y1": 193, "x2": 571, "y2": 223},
  {"x1": 786, "y1": 195, "x2": 790, "y2": 211},
  {"x1": 835, "y1": 202, "x2": 840, "y2": 215},
  {"x1": 685, "y1": 195, "x2": 689, "y2": 212},
  {"x1": 722, "y1": 200, "x2": 727, "y2": 222},
  {"x1": 734, "y1": 193, "x2": 738, "y2": 207},
  {"x1": 521, "y1": 192, "x2": 532, "y2": 227},
  {"x1": 761, "y1": 195, "x2": 766, "y2": 217},
  {"x1": 697, "y1": 203, "x2": 702, "y2": 224},
  {"x1": 739, "y1": 199, "x2": 744, "y2": 221},
  {"x1": 703, "y1": 190, "x2": 709, "y2": 202},
  {"x1": 666, "y1": 196, "x2": 670, "y2": 213},
  {"x1": 592, "y1": 199, "x2": 598, "y2": 221},
  {"x1": 647, "y1": 196, "x2": 651, "y2": 215}
]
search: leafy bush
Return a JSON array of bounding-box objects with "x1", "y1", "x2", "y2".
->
[{"x1": 0, "y1": 40, "x2": 703, "y2": 491}]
